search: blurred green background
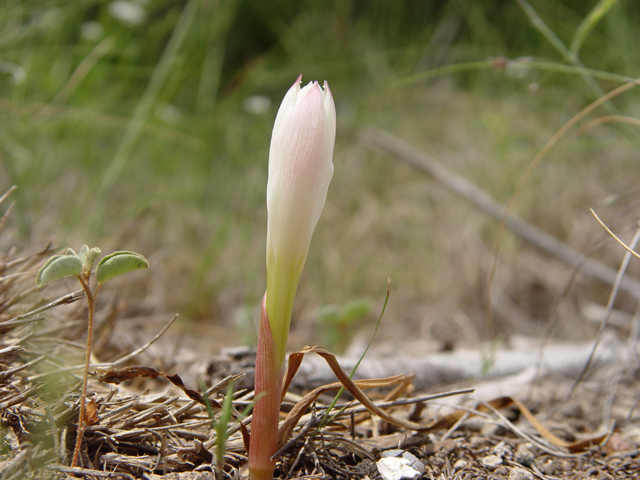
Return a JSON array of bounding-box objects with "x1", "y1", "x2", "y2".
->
[{"x1": 2, "y1": 0, "x2": 639, "y2": 353}]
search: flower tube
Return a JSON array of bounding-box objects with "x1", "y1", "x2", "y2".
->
[{"x1": 249, "y1": 76, "x2": 336, "y2": 480}]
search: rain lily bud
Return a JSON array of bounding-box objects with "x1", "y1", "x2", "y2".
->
[{"x1": 266, "y1": 75, "x2": 336, "y2": 363}]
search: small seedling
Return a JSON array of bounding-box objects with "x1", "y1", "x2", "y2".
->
[
  {"x1": 199, "y1": 379, "x2": 258, "y2": 479},
  {"x1": 36, "y1": 245, "x2": 149, "y2": 468},
  {"x1": 316, "y1": 299, "x2": 372, "y2": 354}
]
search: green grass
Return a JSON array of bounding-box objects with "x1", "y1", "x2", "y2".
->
[{"x1": 2, "y1": 0, "x2": 640, "y2": 350}]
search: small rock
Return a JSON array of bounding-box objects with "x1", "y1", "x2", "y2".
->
[
  {"x1": 381, "y1": 449, "x2": 425, "y2": 474},
  {"x1": 453, "y1": 459, "x2": 468, "y2": 470},
  {"x1": 481, "y1": 454, "x2": 503, "y2": 467},
  {"x1": 377, "y1": 456, "x2": 421, "y2": 480},
  {"x1": 515, "y1": 443, "x2": 535, "y2": 468},
  {"x1": 481, "y1": 422, "x2": 507, "y2": 436},
  {"x1": 382, "y1": 449, "x2": 405, "y2": 458},
  {"x1": 508, "y1": 466, "x2": 535, "y2": 480}
]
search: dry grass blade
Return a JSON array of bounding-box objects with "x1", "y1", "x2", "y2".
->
[
  {"x1": 579, "y1": 114, "x2": 640, "y2": 132},
  {"x1": 282, "y1": 345, "x2": 427, "y2": 427},
  {"x1": 108, "y1": 314, "x2": 179, "y2": 366},
  {"x1": 277, "y1": 373, "x2": 416, "y2": 449},
  {"x1": 50, "y1": 464, "x2": 136, "y2": 479},
  {"x1": 0, "y1": 185, "x2": 17, "y2": 205},
  {"x1": 317, "y1": 388, "x2": 476, "y2": 418},
  {"x1": 276, "y1": 345, "x2": 480, "y2": 451},
  {"x1": 0, "y1": 289, "x2": 85, "y2": 326},
  {"x1": 0, "y1": 200, "x2": 14, "y2": 230},
  {"x1": 482, "y1": 397, "x2": 608, "y2": 454},
  {"x1": 0, "y1": 186, "x2": 17, "y2": 231},
  {"x1": 591, "y1": 209, "x2": 640, "y2": 262}
]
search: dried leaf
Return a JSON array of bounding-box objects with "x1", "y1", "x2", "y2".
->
[
  {"x1": 85, "y1": 398, "x2": 99, "y2": 426},
  {"x1": 276, "y1": 346, "x2": 607, "y2": 454},
  {"x1": 95, "y1": 366, "x2": 221, "y2": 409},
  {"x1": 277, "y1": 345, "x2": 426, "y2": 447},
  {"x1": 95, "y1": 366, "x2": 162, "y2": 383}
]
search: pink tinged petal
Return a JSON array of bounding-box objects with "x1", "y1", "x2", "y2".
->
[
  {"x1": 322, "y1": 81, "x2": 336, "y2": 148},
  {"x1": 265, "y1": 76, "x2": 336, "y2": 360},
  {"x1": 267, "y1": 81, "x2": 335, "y2": 267},
  {"x1": 271, "y1": 74, "x2": 302, "y2": 141}
]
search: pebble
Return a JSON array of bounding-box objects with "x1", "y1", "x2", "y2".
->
[
  {"x1": 515, "y1": 443, "x2": 535, "y2": 467},
  {"x1": 377, "y1": 457, "x2": 422, "y2": 480},
  {"x1": 381, "y1": 449, "x2": 425, "y2": 474},
  {"x1": 509, "y1": 466, "x2": 535, "y2": 480},
  {"x1": 453, "y1": 459, "x2": 468, "y2": 470},
  {"x1": 481, "y1": 454, "x2": 503, "y2": 467}
]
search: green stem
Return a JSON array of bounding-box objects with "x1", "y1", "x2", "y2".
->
[{"x1": 70, "y1": 278, "x2": 101, "y2": 469}]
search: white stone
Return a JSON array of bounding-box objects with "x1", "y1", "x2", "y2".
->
[
  {"x1": 381, "y1": 450, "x2": 425, "y2": 474},
  {"x1": 481, "y1": 454, "x2": 503, "y2": 467},
  {"x1": 453, "y1": 459, "x2": 468, "y2": 470},
  {"x1": 377, "y1": 456, "x2": 422, "y2": 480}
]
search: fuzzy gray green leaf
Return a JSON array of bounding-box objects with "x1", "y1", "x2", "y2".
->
[
  {"x1": 95, "y1": 251, "x2": 149, "y2": 284},
  {"x1": 35, "y1": 255, "x2": 83, "y2": 287}
]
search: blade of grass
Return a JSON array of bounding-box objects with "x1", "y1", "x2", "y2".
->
[
  {"x1": 570, "y1": 0, "x2": 620, "y2": 55},
  {"x1": 47, "y1": 36, "x2": 115, "y2": 106},
  {"x1": 516, "y1": 0, "x2": 577, "y2": 64},
  {"x1": 516, "y1": 0, "x2": 638, "y2": 145},
  {"x1": 196, "y1": 0, "x2": 239, "y2": 112},
  {"x1": 393, "y1": 58, "x2": 634, "y2": 89},
  {"x1": 97, "y1": 0, "x2": 200, "y2": 197},
  {"x1": 216, "y1": 382, "x2": 234, "y2": 468}
]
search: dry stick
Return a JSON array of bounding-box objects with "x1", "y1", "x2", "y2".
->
[
  {"x1": 359, "y1": 126, "x2": 640, "y2": 300},
  {"x1": 0, "y1": 289, "x2": 85, "y2": 326}
]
